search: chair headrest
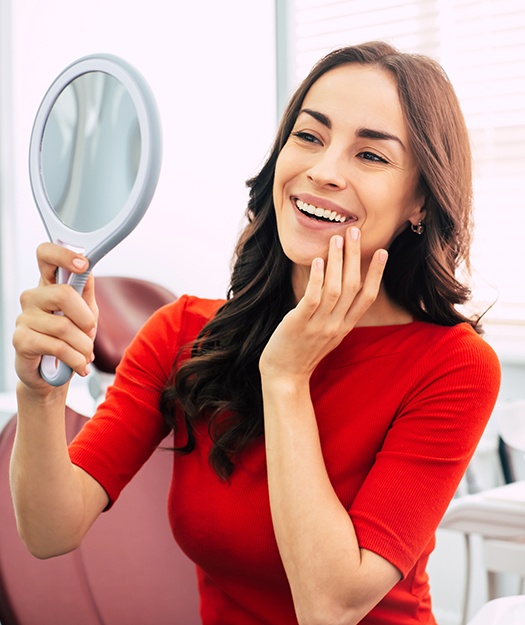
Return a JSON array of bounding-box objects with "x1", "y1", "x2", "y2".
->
[{"x1": 93, "y1": 276, "x2": 176, "y2": 374}]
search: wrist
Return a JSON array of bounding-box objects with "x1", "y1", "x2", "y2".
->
[
  {"x1": 16, "y1": 379, "x2": 68, "y2": 410},
  {"x1": 261, "y1": 370, "x2": 309, "y2": 387},
  {"x1": 260, "y1": 373, "x2": 312, "y2": 404}
]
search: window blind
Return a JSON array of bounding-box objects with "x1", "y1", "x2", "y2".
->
[{"x1": 280, "y1": 0, "x2": 525, "y2": 323}]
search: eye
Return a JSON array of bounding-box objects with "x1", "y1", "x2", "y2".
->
[
  {"x1": 291, "y1": 130, "x2": 322, "y2": 145},
  {"x1": 358, "y1": 151, "x2": 388, "y2": 164}
]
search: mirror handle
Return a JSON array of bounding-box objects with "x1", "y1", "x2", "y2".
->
[{"x1": 39, "y1": 268, "x2": 92, "y2": 387}]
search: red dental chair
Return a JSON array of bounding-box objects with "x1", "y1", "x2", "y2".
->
[{"x1": 0, "y1": 277, "x2": 201, "y2": 625}]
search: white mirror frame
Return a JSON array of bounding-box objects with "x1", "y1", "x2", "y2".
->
[
  {"x1": 29, "y1": 52, "x2": 162, "y2": 266},
  {"x1": 29, "y1": 53, "x2": 162, "y2": 386}
]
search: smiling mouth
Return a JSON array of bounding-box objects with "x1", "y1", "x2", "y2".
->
[{"x1": 294, "y1": 198, "x2": 353, "y2": 224}]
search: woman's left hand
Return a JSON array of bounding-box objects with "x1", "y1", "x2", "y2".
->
[{"x1": 259, "y1": 226, "x2": 387, "y2": 382}]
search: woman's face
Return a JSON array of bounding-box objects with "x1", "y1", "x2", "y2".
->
[{"x1": 273, "y1": 63, "x2": 425, "y2": 282}]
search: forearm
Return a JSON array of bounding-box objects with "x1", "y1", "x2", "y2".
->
[
  {"x1": 10, "y1": 383, "x2": 105, "y2": 558},
  {"x1": 262, "y1": 377, "x2": 398, "y2": 625}
]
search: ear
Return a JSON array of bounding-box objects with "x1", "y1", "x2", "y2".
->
[{"x1": 408, "y1": 194, "x2": 427, "y2": 228}]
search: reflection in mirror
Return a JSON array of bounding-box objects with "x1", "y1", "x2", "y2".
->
[{"x1": 41, "y1": 71, "x2": 141, "y2": 232}]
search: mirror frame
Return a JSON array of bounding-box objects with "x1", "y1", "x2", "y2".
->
[
  {"x1": 29, "y1": 53, "x2": 162, "y2": 386},
  {"x1": 29, "y1": 53, "x2": 162, "y2": 267}
]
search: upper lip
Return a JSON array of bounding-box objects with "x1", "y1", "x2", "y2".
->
[{"x1": 292, "y1": 194, "x2": 359, "y2": 221}]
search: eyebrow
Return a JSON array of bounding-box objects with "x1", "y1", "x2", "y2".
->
[
  {"x1": 299, "y1": 108, "x2": 406, "y2": 152},
  {"x1": 356, "y1": 127, "x2": 406, "y2": 152},
  {"x1": 300, "y1": 108, "x2": 332, "y2": 128}
]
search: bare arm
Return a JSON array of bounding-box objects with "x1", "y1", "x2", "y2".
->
[
  {"x1": 260, "y1": 229, "x2": 400, "y2": 625},
  {"x1": 10, "y1": 243, "x2": 108, "y2": 558},
  {"x1": 11, "y1": 386, "x2": 109, "y2": 558}
]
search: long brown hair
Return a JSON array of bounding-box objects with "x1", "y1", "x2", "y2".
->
[{"x1": 160, "y1": 41, "x2": 477, "y2": 478}]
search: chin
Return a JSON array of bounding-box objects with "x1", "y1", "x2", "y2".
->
[{"x1": 281, "y1": 243, "x2": 324, "y2": 268}]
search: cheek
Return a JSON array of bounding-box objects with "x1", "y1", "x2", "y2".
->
[
  {"x1": 273, "y1": 152, "x2": 298, "y2": 211},
  {"x1": 272, "y1": 154, "x2": 287, "y2": 207},
  {"x1": 359, "y1": 181, "x2": 418, "y2": 250},
  {"x1": 363, "y1": 173, "x2": 420, "y2": 220}
]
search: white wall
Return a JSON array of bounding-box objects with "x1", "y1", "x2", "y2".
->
[{"x1": 1, "y1": 0, "x2": 276, "y2": 390}]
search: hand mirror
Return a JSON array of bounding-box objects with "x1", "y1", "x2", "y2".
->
[{"x1": 29, "y1": 53, "x2": 162, "y2": 386}]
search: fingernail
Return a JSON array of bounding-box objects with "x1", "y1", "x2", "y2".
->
[
  {"x1": 350, "y1": 227, "x2": 360, "y2": 241},
  {"x1": 315, "y1": 258, "x2": 324, "y2": 270},
  {"x1": 334, "y1": 235, "x2": 343, "y2": 249},
  {"x1": 72, "y1": 257, "x2": 87, "y2": 270},
  {"x1": 379, "y1": 250, "x2": 388, "y2": 264}
]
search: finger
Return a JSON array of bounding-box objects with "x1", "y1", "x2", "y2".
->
[
  {"x1": 345, "y1": 248, "x2": 388, "y2": 324},
  {"x1": 37, "y1": 244, "x2": 97, "y2": 330},
  {"x1": 18, "y1": 308, "x2": 95, "y2": 357},
  {"x1": 13, "y1": 316, "x2": 93, "y2": 378},
  {"x1": 16, "y1": 313, "x2": 93, "y2": 365},
  {"x1": 295, "y1": 257, "x2": 325, "y2": 320},
  {"x1": 319, "y1": 235, "x2": 344, "y2": 312},
  {"x1": 20, "y1": 283, "x2": 97, "y2": 338},
  {"x1": 82, "y1": 274, "x2": 99, "y2": 327},
  {"x1": 332, "y1": 226, "x2": 362, "y2": 315},
  {"x1": 37, "y1": 242, "x2": 89, "y2": 286}
]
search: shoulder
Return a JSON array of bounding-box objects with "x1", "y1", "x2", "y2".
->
[
  {"x1": 149, "y1": 293, "x2": 225, "y2": 319},
  {"x1": 142, "y1": 294, "x2": 226, "y2": 339},
  {"x1": 333, "y1": 321, "x2": 500, "y2": 378},
  {"x1": 402, "y1": 322, "x2": 502, "y2": 415},
  {"x1": 419, "y1": 322, "x2": 501, "y2": 377},
  {"x1": 347, "y1": 320, "x2": 501, "y2": 406},
  {"x1": 122, "y1": 294, "x2": 226, "y2": 373}
]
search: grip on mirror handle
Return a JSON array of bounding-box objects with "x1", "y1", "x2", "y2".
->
[{"x1": 39, "y1": 245, "x2": 91, "y2": 387}]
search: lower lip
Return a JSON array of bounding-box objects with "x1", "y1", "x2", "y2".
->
[{"x1": 292, "y1": 200, "x2": 353, "y2": 231}]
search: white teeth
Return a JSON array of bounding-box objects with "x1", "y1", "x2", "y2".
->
[{"x1": 295, "y1": 199, "x2": 347, "y2": 223}]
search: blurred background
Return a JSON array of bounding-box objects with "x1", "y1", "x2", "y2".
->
[{"x1": 0, "y1": 1, "x2": 524, "y2": 623}]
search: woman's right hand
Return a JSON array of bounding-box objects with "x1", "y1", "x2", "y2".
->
[{"x1": 13, "y1": 242, "x2": 99, "y2": 393}]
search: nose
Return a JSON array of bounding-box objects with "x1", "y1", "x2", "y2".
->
[{"x1": 306, "y1": 146, "x2": 348, "y2": 190}]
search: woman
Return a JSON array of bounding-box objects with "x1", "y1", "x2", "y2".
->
[{"x1": 12, "y1": 42, "x2": 500, "y2": 624}]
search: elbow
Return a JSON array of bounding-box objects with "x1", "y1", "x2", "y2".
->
[
  {"x1": 11, "y1": 499, "x2": 87, "y2": 559},
  {"x1": 295, "y1": 600, "x2": 364, "y2": 625},
  {"x1": 24, "y1": 538, "x2": 80, "y2": 561},
  {"x1": 297, "y1": 613, "x2": 360, "y2": 625},
  {"x1": 17, "y1": 524, "x2": 81, "y2": 560},
  {"x1": 25, "y1": 542, "x2": 79, "y2": 561}
]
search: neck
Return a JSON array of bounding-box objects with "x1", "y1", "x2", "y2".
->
[{"x1": 355, "y1": 287, "x2": 413, "y2": 327}]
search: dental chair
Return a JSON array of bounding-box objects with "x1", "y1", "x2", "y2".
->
[
  {"x1": 440, "y1": 400, "x2": 525, "y2": 625},
  {"x1": 0, "y1": 277, "x2": 201, "y2": 625}
]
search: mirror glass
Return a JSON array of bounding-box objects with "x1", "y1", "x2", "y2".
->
[{"x1": 40, "y1": 71, "x2": 141, "y2": 233}]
